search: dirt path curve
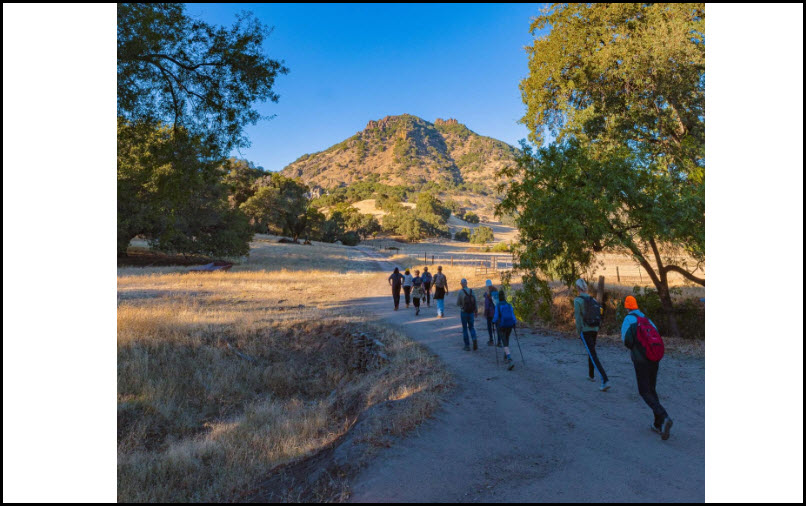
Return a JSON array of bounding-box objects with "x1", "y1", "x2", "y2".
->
[{"x1": 349, "y1": 247, "x2": 704, "y2": 502}]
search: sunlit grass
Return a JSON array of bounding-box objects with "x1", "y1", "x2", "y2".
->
[{"x1": 118, "y1": 240, "x2": 451, "y2": 502}]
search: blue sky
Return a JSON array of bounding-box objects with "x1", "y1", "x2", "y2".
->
[{"x1": 185, "y1": 3, "x2": 545, "y2": 171}]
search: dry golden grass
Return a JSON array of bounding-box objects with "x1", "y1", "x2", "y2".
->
[{"x1": 118, "y1": 240, "x2": 451, "y2": 502}]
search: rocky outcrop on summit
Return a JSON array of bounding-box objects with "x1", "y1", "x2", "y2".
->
[{"x1": 280, "y1": 114, "x2": 518, "y2": 192}]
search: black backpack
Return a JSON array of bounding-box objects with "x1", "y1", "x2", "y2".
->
[
  {"x1": 461, "y1": 288, "x2": 477, "y2": 313},
  {"x1": 580, "y1": 295, "x2": 603, "y2": 327}
]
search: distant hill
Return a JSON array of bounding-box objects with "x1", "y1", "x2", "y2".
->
[{"x1": 279, "y1": 114, "x2": 518, "y2": 193}]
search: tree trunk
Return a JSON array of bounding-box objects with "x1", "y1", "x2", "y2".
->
[
  {"x1": 648, "y1": 238, "x2": 681, "y2": 337},
  {"x1": 656, "y1": 281, "x2": 681, "y2": 338}
]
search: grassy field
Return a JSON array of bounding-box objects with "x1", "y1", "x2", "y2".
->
[{"x1": 117, "y1": 238, "x2": 451, "y2": 502}]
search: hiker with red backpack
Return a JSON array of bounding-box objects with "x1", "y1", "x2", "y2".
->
[
  {"x1": 622, "y1": 295, "x2": 673, "y2": 440},
  {"x1": 574, "y1": 279, "x2": 611, "y2": 392}
]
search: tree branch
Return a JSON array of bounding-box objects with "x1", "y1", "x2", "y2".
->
[
  {"x1": 663, "y1": 265, "x2": 705, "y2": 286},
  {"x1": 140, "y1": 53, "x2": 226, "y2": 71}
]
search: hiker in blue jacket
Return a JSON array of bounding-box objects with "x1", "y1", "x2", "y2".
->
[
  {"x1": 492, "y1": 290, "x2": 517, "y2": 370},
  {"x1": 622, "y1": 296, "x2": 673, "y2": 440}
]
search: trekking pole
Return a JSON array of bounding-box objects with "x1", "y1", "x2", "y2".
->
[
  {"x1": 493, "y1": 322, "x2": 499, "y2": 367},
  {"x1": 513, "y1": 326, "x2": 526, "y2": 366}
]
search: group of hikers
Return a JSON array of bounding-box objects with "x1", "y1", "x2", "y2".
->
[{"x1": 387, "y1": 266, "x2": 674, "y2": 441}]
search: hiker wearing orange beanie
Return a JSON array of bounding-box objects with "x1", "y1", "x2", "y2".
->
[{"x1": 621, "y1": 296, "x2": 673, "y2": 440}]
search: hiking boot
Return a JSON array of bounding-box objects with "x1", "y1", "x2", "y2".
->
[
  {"x1": 472, "y1": 340, "x2": 478, "y2": 351},
  {"x1": 651, "y1": 424, "x2": 662, "y2": 435},
  {"x1": 463, "y1": 345, "x2": 471, "y2": 351},
  {"x1": 416, "y1": 308, "x2": 420, "y2": 315},
  {"x1": 599, "y1": 381, "x2": 611, "y2": 392},
  {"x1": 406, "y1": 303, "x2": 410, "y2": 308},
  {"x1": 487, "y1": 340, "x2": 495, "y2": 346},
  {"x1": 661, "y1": 417, "x2": 673, "y2": 441},
  {"x1": 587, "y1": 376, "x2": 596, "y2": 382},
  {"x1": 496, "y1": 342, "x2": 503, "y2": 348}
]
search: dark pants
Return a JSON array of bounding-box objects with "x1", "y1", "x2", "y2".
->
[
  {"x1": 633, "y1": 358, "x2": 669, "y2": 427},
  {"x1": 423, "y1": 282, "x2": 432, "y2": 305},
  {"x1": 413, "y1": 297, "x2": 421, "y2": 308},
  {"x1": 499, "y1": 326, "x2": 512, "y2": 347},
  {"x1": 403, "y1": 286, "x2": 412, "y2": 305},
  {"x1": 392, "y1": 284, "x2": 401, "y2": 308},
  {"x1": 581, "y1": 331, "x2": 609, "y2": 383},
  {"x1": 486, "y1": 316, "x2": 494, "y2": 341}
]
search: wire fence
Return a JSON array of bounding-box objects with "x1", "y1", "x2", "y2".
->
[
  {"x1": 363, "y1": 240, "x2": 515, "y2": 273},
  {"x1": 362, "y1": 240, "x2": 703, "y2": 287}
]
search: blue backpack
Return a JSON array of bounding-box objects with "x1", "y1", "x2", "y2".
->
[{"x1": 498, "y1": 302, "x2": 517, "y2": 328}]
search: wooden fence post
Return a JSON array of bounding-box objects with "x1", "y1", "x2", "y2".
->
[
  {"x1": 451, "y1": 256, "x2": 453, "y2": 266},
  {"x1": 616, "y1": 266, "x2": 620, "y2": 283},
  {"x1": 596, "y1": 275, "x2": 605, "y2": 304}
]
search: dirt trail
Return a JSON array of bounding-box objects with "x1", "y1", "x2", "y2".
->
[{"x1": 349, "y1": 248, "x2": 704, "y2": 502}]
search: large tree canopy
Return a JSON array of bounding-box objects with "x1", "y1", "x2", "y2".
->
[
  {"x1": 503, "y1": 3, "x2": 705, "y2": 336},
  {"x1": 117, "y1": 120, "x2": 252, "y2": 257},
  {"x1": 521, "y1": 3, "x2": 704, "y2": 181},
  {"x1": 118, "y1": 3, "x2": 288, "y2": 155}
]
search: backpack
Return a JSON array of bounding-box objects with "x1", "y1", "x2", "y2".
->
[
  {"x1": 461, "y1": 288, "x2": 477, "y2": 313},
  {"x1": 635, "y1": 316, "x2": 665, "y2": 361},
  {"x1": 412, "y1": 284, "x2": 424, "y2": 299},
  {"x1": 580, "y1": 295, "x2": 603, "y2": 327},
  {"x1": 422, "y1": 272, "x2": 432, "y2": 283},
  {"x1": 434, "y1": 273, "x2": 447, "y2": 288},
  {"x1": 498, "y1": 302, "x2": 516, "y2": 328}
]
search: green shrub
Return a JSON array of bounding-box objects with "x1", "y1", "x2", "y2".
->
[
  {"x1": 490, "y1": 241, "x2": 511, "y2": 252},
  {"x1": 470, "y1": 226, "x2": 494, "y2": 244},
  {"x1": 463, "y1": 212, "x2": 480, "y2": 224},
  {"x1": 454, "y1": 228, "x2": 471, "y2": 242},
  {"x1": 508, "y1": 272, "x2": 553, "y2": 324}
]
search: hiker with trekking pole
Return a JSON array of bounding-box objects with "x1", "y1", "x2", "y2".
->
[
  {"x1": 492, "y1": 290, "x2": 524, "y2": 370},
  {"x1": 621, "y1": 296, "x2": 673, "y2": 440},
  {"x1": 483, "y1": 280, "x2": 499, "y2": 347},
  {"x1": 574, "y1": 278, "x2": 611, "y2": 391}
]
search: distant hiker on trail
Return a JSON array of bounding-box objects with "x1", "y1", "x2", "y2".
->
[
  {"x1": 388, "y1": 267, "x2": 404, "y2": 311},
  {"x1": 402, "y1": 269, "x2": 414, "y2": 308},
  {"x1": 574, "y1": 278, "x2": 610, "y2": 392},
  {"x1": 456, "y1": 279, "x2": 479, "y2": 351},
  {"x1": 421, "y1": 266, "x2": 433, "y2": 307},
  {"x1": 493, "y1": 290, "x2": 518, "y2": 370},
  {"x1": 483, "y1": 279, "x2": 499, "y2": 346},
  {"x1": 432, "y1": 266, "x2": 449, "y2": 318},
  {"x1": 621, "y1": 296, "x2": 673, "y2": 440},
  {"x1": 411, "y1": 269, "x2": 424, "y2": 316}
]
